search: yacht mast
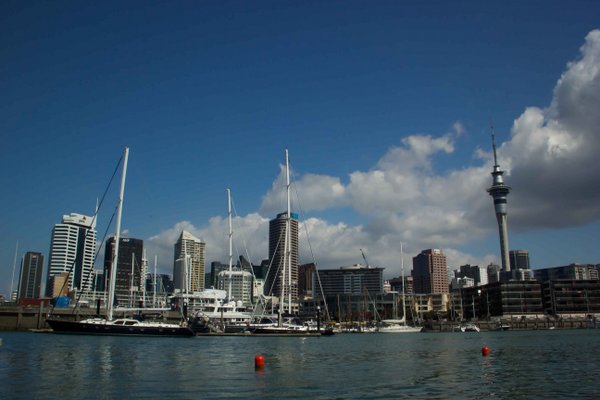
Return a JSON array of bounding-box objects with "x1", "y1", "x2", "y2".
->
[
  {"x1": 227, "y1": 188, "x2": 233, "y2": 302},
  {"x1": 401, "y1": 242, "x2": 406, "y2": 323},
  {"x1": 153, "y1": 255, "x2": 157, "y2": 307},
  {"x1": 107, "y1": 147, "x2": 129, "y2": 321},
  {"x1": 286, "y1": 149, "x2": 292, "y2": 313}
]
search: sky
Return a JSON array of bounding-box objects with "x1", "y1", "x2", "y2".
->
[{"x1": 1, "y1": 0, "x2": 600, "y2": 297}]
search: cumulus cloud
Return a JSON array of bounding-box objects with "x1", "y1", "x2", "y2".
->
[
  {"x1": 505, "y1": 29, "x2": 600, "y2": 229},
  {"x1": 259, "y1": 164, "x2": 346, "y2": 216}
]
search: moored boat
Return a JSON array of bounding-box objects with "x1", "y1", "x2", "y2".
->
[{"x1": 46, "y1": 148, "x2": 196, "y2": 337}]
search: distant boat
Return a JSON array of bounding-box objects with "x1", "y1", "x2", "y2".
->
[
  {"x1": 378, "y1": 243, "x2": 422, "y2": 334},
  {"x1": 46, "y1": 148, "x2": 195, "y2": 337},
  {"x1": 460, "y1": 322, "x2": 480, "y2": 332},
  {"x1": 378, "y1": 319, "x2": 422, "y2": 333},
  {"x1": 494, "y1": 322, "x2": 511, "y2": 331}
]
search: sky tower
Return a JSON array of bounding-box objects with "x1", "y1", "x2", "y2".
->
[{"x1": 487, "y1": 131, "x2": 511, "y2": 272}]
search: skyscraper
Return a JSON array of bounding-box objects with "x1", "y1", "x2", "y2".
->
[
  {"x1": 412, "y1": 249, "x2": 449, "y2": 294},
  {"x1": 46, "y1": 213, "x2": 96, "y2": 296},
  {"x1": 17, "y1": 251, "x2": 44, "y2": 300},
  {"x1": 509, "y1": 250, "x2": 530, "y2": 270},
  {"x1": 173, "y1": 230, "x2": 205, "y2": 293},
  {"x1": 487, "y1": 132, "x2": 512, "y2": 272},
  {"x1": 104, "y1": 237, "x2": 143, "y2": 306},
  {"x1": 265, "y1": 212, "x2": 299, "y2": 309}
]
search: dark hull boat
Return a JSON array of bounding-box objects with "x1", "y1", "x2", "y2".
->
[
  {"x1": 46, "y1": 317, "x2": 195, "y2": 337},
  {"x1": 45, "y1": 148, "x2": 196, "y2": 338}
]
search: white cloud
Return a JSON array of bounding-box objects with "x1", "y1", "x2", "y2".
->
[
  {"x1": 505, "y1": 29, "x2": 600, "y2": 229},
  {"x1": 259, "y1": 164, "x2": 346, "y2": 216}
]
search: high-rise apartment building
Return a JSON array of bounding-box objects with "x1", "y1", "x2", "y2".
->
[
  {"x1": 104, "y1": 237, "x2": 143, "y2": 306},
  {"x1": 173, "y1": 231, "x2": 205, "y2": 293},
  {"x1": 265, "y1": 212, "x2": 299, "y2": 308},
  {"x1": 46, "y1": 213, "x2": 96, "y2": 296},
  {"x1": 17, "y1": 251, "x2": 44, "y2": 300},
  {"x1": 412, "y1": 249, "x2": 449, "y2": 294}
]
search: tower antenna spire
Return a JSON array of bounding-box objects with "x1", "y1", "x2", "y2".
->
[{"x1": 491, "y1": 124, "x2": 499, "y2": 167}]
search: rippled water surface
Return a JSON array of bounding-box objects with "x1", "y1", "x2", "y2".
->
[{"x1": 1, "y1": 329, "x2": 599, "y2": 399}]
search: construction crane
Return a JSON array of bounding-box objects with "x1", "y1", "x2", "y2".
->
[{"x1": 360, "y1": 248, "x2": 370, "y2": 268}]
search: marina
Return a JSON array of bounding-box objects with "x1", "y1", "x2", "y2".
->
[{"x1": 1, "y1": 329, "x2": 599, "y2": 399}]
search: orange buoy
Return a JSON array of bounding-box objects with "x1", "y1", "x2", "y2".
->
[
  {"x1": 481, "y1": 346, "x2": 490, "y2": 356},
  {"x1": 255, "y1": 355, "x2": 265, "y2": 369}
]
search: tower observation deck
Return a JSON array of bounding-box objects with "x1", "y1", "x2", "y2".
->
[{"x1": 487, "y1": 132, "x2": 511, "y2": 272}]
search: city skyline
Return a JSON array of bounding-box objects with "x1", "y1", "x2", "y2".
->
[{"x1": 2, "y1": 2, "x2": 600, "y2": 296}]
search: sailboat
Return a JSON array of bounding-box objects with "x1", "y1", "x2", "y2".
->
[
  {"x1": 249, "y1": 150, "x2": 332, "y2": 336},
  {"x1": 378, "y1": 243, "x2": 422, "y2": 333},
  {"x1": 46, "y1": 148, "x2": 196, "y2": 337},
  {"x1": 189, "y1": 189, "x2": 254, "y2": 334}
]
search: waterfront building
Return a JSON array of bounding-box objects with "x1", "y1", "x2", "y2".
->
[
  {"x1": 17, "y1": 252, "x2": 44, "y2": 301},
  {"x1": 541, "y1": 280, "x2": 600, "y2": 315},
  {"x1": 217, "y1": 270, "x2": 253, "y2": 306},
  {"x1": 173, "y1": 231, "x2": 206, "y2": 293},
  {"x1": 412, "y1": 249, "x2": 449, "y2": 294},
  {"x1": 264, "y1": 212, "x2": 299, "y2": 306},
  {"x1": 463, "y1": 281, "x2": 544, "y2": 319},
  {"x1": 317, "y1": 265, "x2": 384, "y2": 297},
  {"x1": 46, "y1": 213, "x2": 97, "y2": 296},
  {"x1": 534, "y1": 263, "x2": 599, "y2": 282},
  {"x1": 104, "y1": 237, "x2": 144, "y2": 307},
  {"x1": 487, "y1": 133, "x2": 512, "y2": 273},
  {"x1": 411, "y1": 293, "x2": 450, "y2": 320}
]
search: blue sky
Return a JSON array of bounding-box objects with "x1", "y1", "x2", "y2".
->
[{"x1": 2, "y1": 1, "x2": 600, "y2": 296}]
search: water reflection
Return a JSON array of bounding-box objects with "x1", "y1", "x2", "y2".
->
[{"x1": 1, "y1": 330, "x2": 599, "y2": 399}]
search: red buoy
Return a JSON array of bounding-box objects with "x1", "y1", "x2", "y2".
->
[
  {"x1": 481, "y1": 346, "x2": 490, "y2": 356},
  {"x1": 255, "y1": 355, "x2": 265, "y2": 369}
]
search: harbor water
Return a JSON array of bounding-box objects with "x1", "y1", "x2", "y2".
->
[{"x1": 0, "y1": 329, "x2": 598, "y2": 399}]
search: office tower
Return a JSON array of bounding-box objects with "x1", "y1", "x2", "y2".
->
[
  {"x1": 487, "y1": 132, "x2": 512, "y2": 272},
  {"x1": 104, "y1": 237, "x2": 143, "y2": 306},
  {"x1": 173, "y1": 230, "x2": 205, "y2": 293},
  {"x1": 265, "y1": 212, "x2": 299, "y2": 307},
  {"x1": 509, "y1": 250, "x2": 530, "y2": 270},
  {"x1": 46, "y1": 213, "x2": 97, "y2": 295},
  {"x1": 17, "y1": 252, "x2": 44, "y2": 300},
  {"x1": 412, "y1": 249, "x2": 449, "y2": 294}
]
